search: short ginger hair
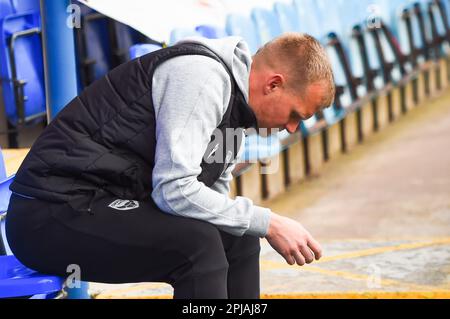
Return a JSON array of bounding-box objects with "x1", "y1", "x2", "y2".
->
[{"x1": 254, "y1": 33, "x2": 336, "y2": 109}]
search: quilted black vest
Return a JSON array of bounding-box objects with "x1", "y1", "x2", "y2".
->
[{"x1": 10, "y1": 43, "x2": 257, "y2": 212}]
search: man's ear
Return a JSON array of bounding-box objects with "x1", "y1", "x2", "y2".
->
[{"x1": 264, "y1": 74, "x2": 284, "y2": 94}]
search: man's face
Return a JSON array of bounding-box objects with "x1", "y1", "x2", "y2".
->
[
  {"x1": 249, "y1": 69, "x2": 328, "y2": 135},
  {"x1": 249, "y1": 66, "x2": 328, "y2": 135}
]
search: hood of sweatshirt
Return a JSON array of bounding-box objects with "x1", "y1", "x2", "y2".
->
[{"x1": 177, "y1": 36, "x2": 253, "y2": 102}]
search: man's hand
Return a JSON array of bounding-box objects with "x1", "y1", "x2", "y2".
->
[{"x1": 265, "y1": 213, "x2": 322, "y2": 266}]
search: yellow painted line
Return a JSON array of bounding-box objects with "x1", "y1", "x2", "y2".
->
[
  {"x1": 261, "y1": 237, "x2": 450, "y2": 274},
  {"x1": 96, "y1": 294, "x2": 173, "y2": 300},
  {"x1": 316, "y1": 236, "x2": 450, "y2": 244},
  {"x1": 95, "y1": 291, "x2": 450, "y2": 300},
  {"x1": 261, "y1": 261, "x2": 449, "y2": 292},
  {"x1": 316, "y1": 237, "x2": 450, "y2": 264},
  {"x1": 260, "y1": 291, "x2": 450, "y2": 299},
  {"x1": 260, "y1": 237, "x2": 450, "y2": 292},
  {"x1": 306, "y1": 266, "x2": 448, "y2": 292}
]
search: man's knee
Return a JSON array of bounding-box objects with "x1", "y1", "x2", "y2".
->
[
  {"x1": 175, "y1": 220, "x2": 229, "y2": 275},
  {"x1": 220, "y1": 232, "x2": 261, "y2": 262}
]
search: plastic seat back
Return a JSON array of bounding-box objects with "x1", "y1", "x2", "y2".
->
[
  {"x1": 0, "y1": 255, "x2": 64, "y2": 298},
  {"x1": 274, "y1": 1, "x2": 300, "y2": 33},
  {"x1": 293, "y1": 0, "x2": 323, "y2": 38},
  {"x1": 76, "y1": 5, "x2": 113, "y2": 84},
  {"x1": 226, "y1": 13, "x2": 261, "y2": 54},
  {"x1": 0, "y1": 0, "x2": 14, "y2": 19},
  {"x1": 196, "y1": 25, "x2": 227, "y2": 39},
  {"x1": 11, "y1": 0, "x2": 40, "y2": 13},
  {"x1": 129, "y1": 43, "x2": 162, "y2": 59},
  {"x1": 251, "y1": 7, "x2": 283, "y2": 44},
  {"x1": 0, "y1": 11, "x2": 46, "y2": 125}
]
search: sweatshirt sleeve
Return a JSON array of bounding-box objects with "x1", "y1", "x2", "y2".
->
[{"x1": 151, "y1": 55, "x2": 271, "y2": 237}]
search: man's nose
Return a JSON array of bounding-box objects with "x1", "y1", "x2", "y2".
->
[{"x1": 285, "y1": 121, "x2": 300, "y2": 134}]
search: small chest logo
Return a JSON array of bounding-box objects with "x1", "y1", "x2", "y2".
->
[{"x1": 108, "y1": 199, "x2": 140, "y2": 211}]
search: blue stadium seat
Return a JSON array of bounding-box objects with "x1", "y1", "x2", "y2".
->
[
  {"x1": 196, "y1": 25, "x2": 227, "y2": 39},
  {"x1": 75, "y1": 5, "x2": 115, "y2": 87},
  {"x1": 251, "y1": 7, "x2": 283, "y2": 44},
  {"x1": 323, "y1": 103, "x2": 347, "y2": 126},
  {"x1": 315, "y1": 0, "x2": 346, "y2": 37},
  {"x1": 430, "y1": 0, "x2": 448, "y2": 40},
  {"x1": 274, "y1": 1, "x2": 300, "y2": 33},
  {"x1": 293, "y1": 0, "x2": 323, "y2": 38},
  {"x1": 242, "y1": 133, "x2": 283, "y2": 162},
  {"x1": 408, "y1": 0, "x2": 433, "y2": 62},
  {"x1": 75, "y1": 3, "x2": 154, "y2": 88},
  {"x1": 299, "y1": 117, "x2": 319, "y2": 137},
  {"x1": 373, "y1": 0, "x2": 411, "y2": 69},
  {"x1": 112, "y1": 22, "x2": 142, "y2": 64},
  {"x1": 0, "y1": 5, "x2": 46, "y2": 134},
  {"x1": 432, "y1": 0, "x2": 450, "y2": 55},
  {"x1": 0, "y1": 0, "x2": 14, "y2": 18},
  {"x1": 0, "y1": 147, "x2": 64, "y2": 299},
  {"x1": 226, "y1": 13, "x2": 261, "y2": 54},
  {"x1": 129, "y1": 43, "x2": 162, "y2": 59},
  {"x1": 0, "y1": 255, "x2": 65, "y2": 298},
  {"x1": 439, "y1": 0, "x2": 450, "y2": 27},
  {"x1": 11, "y1": 0, "x2": 40, "y2": 13},
  {"x1": 351, "y1": 0, "x2": 405, "y2": 86}
]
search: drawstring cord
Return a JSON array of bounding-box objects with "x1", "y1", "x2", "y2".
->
[
  {"x1": 85, "y1": 188, "x2": 105, "y2": 215},
  {"x1": 86, "y1": 191, "x2": 96, "y2": 215}
]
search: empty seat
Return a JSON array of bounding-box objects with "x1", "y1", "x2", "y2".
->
[
  {"x1": 196, "y1": 25, "x2": 227, "y2": 39},
  {"x1": 0, "y1": 8, "x2": 46, "y2": 130},
  {"x1": 129, "y1": 43, "x2": 162, "y2": 59},
  {"x1": 0, "y1": 147, "x2": 64, "y2": 299},
  {"x1": 75, "y1": 5, "x2": 113, "y2": 87},
  {"x1": 11, "y1": 0, "x2": 40, "y2": 13},
  {"x1": 242, "y1": 133, "x2": 283, "y2": 162},
  {"x1": 293, "y1": 0, "x2": 323, "y2": 38},
  {"x1": 226, "y1": 13, "x2": 261, "y2": 54},
  {"x1": 251, "y1": 7, "x2": 283, "y2": 44},
  {"x1": 75, "y1": 3, "x2": 152, "y2": 88},
  {"x1": 273, "y1": 1, "x2": 300, "y2": 33},
  {"x1": 0, "y1": 0, "x2": 14, "y2": 19},
  {"x1": 0, "y1": 255, "x2": 64, "y2": 298}
]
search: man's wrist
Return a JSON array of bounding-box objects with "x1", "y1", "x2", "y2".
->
[
  {"x1": 245, "y1": 205, "x2": 272, "y2": 238},
  {"x1": 266, "y1": 212, "x2": 282, "y2": 240}
]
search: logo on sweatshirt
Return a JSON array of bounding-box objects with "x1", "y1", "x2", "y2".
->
[{"x1": 108, "y1": 199, "x2": 140, "y2": 211}]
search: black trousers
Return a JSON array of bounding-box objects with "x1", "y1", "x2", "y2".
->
[{"x1": 5, "y1": 193, "x2": 261, "y2": 299}]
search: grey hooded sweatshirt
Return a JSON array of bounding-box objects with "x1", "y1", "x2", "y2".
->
[{"x1": 151, "y1": 36, "x2": 272, "y2": 238}]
